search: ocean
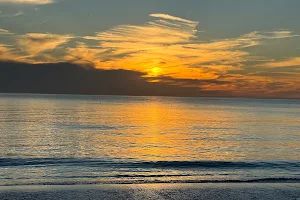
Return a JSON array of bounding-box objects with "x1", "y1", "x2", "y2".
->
[{"x1": 0, "y1": 94, "x2": 299, "y2": 186}]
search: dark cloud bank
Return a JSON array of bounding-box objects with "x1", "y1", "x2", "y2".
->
[{"x1": 0, "y1": 61, "x2": 230, "y2": 97}]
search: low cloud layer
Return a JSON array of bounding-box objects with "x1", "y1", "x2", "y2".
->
[{"x1": 0, "y1": 61, "x2": 226, "y2": 97}]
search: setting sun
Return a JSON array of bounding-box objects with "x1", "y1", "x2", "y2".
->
[{"x1": 149, "y1": 67, "x2": 162, "y2": 77}]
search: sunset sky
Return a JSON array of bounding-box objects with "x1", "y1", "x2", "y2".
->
[{"x1": 0, "y1": 0, "x2": 300, "y2": 98}]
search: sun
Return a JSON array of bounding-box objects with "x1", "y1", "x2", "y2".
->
[{"x1": 149, "y1": 67, "x2": 162, "y2": 77}]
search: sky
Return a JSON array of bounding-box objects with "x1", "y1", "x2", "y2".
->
[{"x1": 0, "y1": 0, "x2": 300, "y2": 98}]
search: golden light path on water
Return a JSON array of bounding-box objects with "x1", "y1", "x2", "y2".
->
[
  {"x1": 0, "y1": 94, "x2": 300, "y2": 185},
  {"x1": 1, "y1": 95, "x2": 299, "y2": 162}
]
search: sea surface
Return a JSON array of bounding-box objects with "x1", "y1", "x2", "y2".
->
[{"x1": 0, "y1": 94, "x2": 299, "y2": 186}]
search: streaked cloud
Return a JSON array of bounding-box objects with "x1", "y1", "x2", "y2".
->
[
  {"x1": 0, "y1": 11, "x2": 23, "y2": 17},
  {"x1": 0, "y1": 44, "x2": 31, "y2": 62},
  {"x1": 65, "y1": 42, "x2": 107, "y2": 66},
  {"x1": 0, "y1": 0, "x2": 54, "y2": 4},
  {"x1": 18, "y1": 33, "x2": 74, "y2": 56},
  {"x1": 81, "y1": 13, "x2": 247, "y2": 79},
  {"x1": 241, "y1": 31, "x2": 299, "y2": 40},
  {"x1": 84, "y1": 14, "x2": 198, "y2": 45},
  {"x1": 0, "y1": 44, "x2": 14, "y2": 60},
  {"x1": 0, "y1": 28, "x2": 13, "y2": 35},
  {"x1": 261, "y1": 57, "x2": 300, "y2": 67},
  {"x1": 149, "y1": 13, "x2": 198, "y2": 24},
  {"x1": 80, "y1": 13, "x2": 297, "y2": 83},
  {"x1": 0, "y1": 32, "x2": 74, "y2": 63}
]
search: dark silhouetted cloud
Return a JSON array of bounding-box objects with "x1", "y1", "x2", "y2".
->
[{"x1": 0, "y1": 61, "x2": 232, "y2": 97}]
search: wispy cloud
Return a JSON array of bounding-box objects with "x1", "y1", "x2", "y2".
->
[
  {"x1": 18, "y1": 33, "x2": 74, "y2": 56},
  {"x1": 149, "y1": 13, "x2": 198, "y2": 24},
  {"x1": 261, "y1": 57, "x2": 300, "y2": 67},
  {"x1": 65, "y1": 42, "x2": 107, "y2": 66},
  {"x1": 0, "y1": 44, "x2": 31, "y2": 62},
  {"x1": 81, "y1": 13, "x2": 293, "y2": 81},
  {"x1": 241, "y1": 30, "x2": 299, "y2": 40},
  {"x1": 0, "y1": 44, "x2": 14, "y2": 60},
  {"x1": 84, "y1": 14, "x2": 198, "y2": 45},
  {"x1": 0, "y1": 28, "x2": 13, "y2": 35},
  {"x1": 0, "y1": 31, "x2": 75, "y2": 64},
  {"x1": 0, "y1": 0, "x2": 54, "y2": 4},
  {"x1": 0, "y1": 11, "x2": 23, "y2": 17}
]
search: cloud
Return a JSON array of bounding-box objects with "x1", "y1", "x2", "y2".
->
[
  {"x1": 1, "y1": 13, "x2": 299, "y2": 98},
  {"x1": 64, "y1": 42, "x2": 107, "y2": 66},
  {"x1": 0, "y1": 28, "x2": 13, "y2": 35},
  {"x1": 0, "y1": 44, "x2": 31, "y2": 62},
  {"x1": 84, "y1": 14, "x2": 198, "y2": 45},
  {"x1": 18, "y1": 33, "x2": 74, "y2": 56},
  {"x1": 241, "y1": 31, "x2": 299, "y2": 40},
  {"x1": 149, "y1": 13, "x2": 198, "y2": 24},
  {"x1": 0, "y1": 31, "x2": 74, "y2": 63},
  {"x1": 69, "y1": 14, "x2": 299, "y2": 97},
  {"x1": 0, "y1": 45, "x2": 15, "y2": 60},
  {"x1": 0, "y1": 11, "x2": 23, "y2": 17},
  {"x1": 0, "y1": 0, "x2": 54, "y2": 4},
  {"x1": 261, "y1": 57, "x2": 300, "y2": 68},
  {"x1": 81, "y1": 13, "x2": 296, "y2": 82},
  {"x1": 0, "y1": 61, "x2": 223, "y2": 97},
  {"x1": 80, "y1": 13, "x2": 254, "y2": 80}
]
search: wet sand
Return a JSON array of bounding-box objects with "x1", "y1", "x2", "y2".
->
[{"x1": 1, "y1": 183, "x2": 300, "y2": 200}]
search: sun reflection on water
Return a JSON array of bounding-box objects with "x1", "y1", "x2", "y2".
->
[{"x1": 1, "y1": 95, "x2": 300, "y2": 162}]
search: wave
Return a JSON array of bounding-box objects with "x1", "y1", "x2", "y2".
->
[
  {"x1": 1, "y1": 158, "x2": 300, "y2": 186},
  {"x1": 1, "y1": 158, "x2": 300, "y2": 170},
  {"x1": 2, "y1": 177, "x2": 300, "y2": 186}
]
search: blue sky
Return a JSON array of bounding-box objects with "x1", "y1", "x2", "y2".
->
[{"x1": 1, "y1": 0, "x2": 300, "y2": 36}]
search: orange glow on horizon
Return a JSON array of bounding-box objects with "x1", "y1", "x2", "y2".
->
[{"x1": 1, "y1": 13, "x2": 299, "y2": 98}]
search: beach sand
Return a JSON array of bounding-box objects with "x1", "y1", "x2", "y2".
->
[{"x1": 1, "y1": 183, "x2": 300, "y2": 200}]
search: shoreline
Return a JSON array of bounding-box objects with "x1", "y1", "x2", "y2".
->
[
  {"x1": 1, "y1": 183, "x2": 300, "y2": 200},
  {"x1": 1, "y1": 178, "x2": 300, "y2": 187}
]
